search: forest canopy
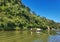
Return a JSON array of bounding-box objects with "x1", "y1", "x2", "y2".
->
[{"x1": 0, "y1": 0, "x2": 60, "y2": 30}]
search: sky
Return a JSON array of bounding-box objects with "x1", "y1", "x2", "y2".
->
[{"x1": 22, "y1": 0, "x2": 60, "y2": 22}]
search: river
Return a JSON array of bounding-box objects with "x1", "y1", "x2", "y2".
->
[{"x1": 0, "y1": 30, "x2": 60, "y2": 42}]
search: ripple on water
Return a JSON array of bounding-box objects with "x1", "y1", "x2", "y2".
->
[{"x1": 48, "y1": 35, "x2": 60, "y2": 42}]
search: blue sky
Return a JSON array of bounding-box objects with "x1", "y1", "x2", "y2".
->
[{"x1": 22, "y1": 0, "x2": 60, "y2": 22}]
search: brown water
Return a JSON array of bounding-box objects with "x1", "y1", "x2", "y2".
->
[{"x1": 0, "y1": 30, "x2": 60, "y2": 42}]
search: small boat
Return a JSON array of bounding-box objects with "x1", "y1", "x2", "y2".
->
[
  {"x1": 36, "y1": 28, "x2": 42, "y2": 32},
  {"x1": 36, "y1": 28, "x2": 42, "y2": 33},
  {"x1": 37, "y1": 28, "x2": 42, "y2": 31}
]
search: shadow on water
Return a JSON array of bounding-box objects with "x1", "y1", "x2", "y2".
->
[{"x1": 0, "y1": 30, "x2": 60, "y2": 42}]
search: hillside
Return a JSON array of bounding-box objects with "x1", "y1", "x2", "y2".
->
[{"x1": 0, "y1": 0, "x2": 60, "y2": 30}]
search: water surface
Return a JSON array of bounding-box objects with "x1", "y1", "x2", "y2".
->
[{"x1": 0, "y1": 30, "x2": 60, "y2": 42}]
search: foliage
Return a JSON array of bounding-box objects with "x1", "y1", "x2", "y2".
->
[{"x1": 0, "y1": 0, "x2": 60, "y2": 30}]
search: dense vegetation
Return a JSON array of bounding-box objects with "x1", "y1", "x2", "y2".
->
[{"x1": 0, "y1": 0, "x2": 60, "y2": 30}]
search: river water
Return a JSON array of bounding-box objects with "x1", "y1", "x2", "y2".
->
[{"x1": 0, "y1": 30, "x2": 60, "y2": 42}]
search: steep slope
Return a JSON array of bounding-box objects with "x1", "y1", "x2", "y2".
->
[{"x1": 0, "y1": 0, "x2": 60, "y2": 30}]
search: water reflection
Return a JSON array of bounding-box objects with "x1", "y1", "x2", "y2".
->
[
  {"x1": 48, "y1": 35, "x2": 60, "y2": 42},
  {"x1": 0, "y1": 30, "x2": 60, "y2": 42}
]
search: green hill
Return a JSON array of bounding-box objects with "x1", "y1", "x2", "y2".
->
[{"x1": 0, "y1": 0, "x2": 60, "y2": 30}]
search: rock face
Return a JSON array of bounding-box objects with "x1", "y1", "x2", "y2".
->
[{"x1": 0, "y1": 0, "x2": 60, "y2": 30}]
